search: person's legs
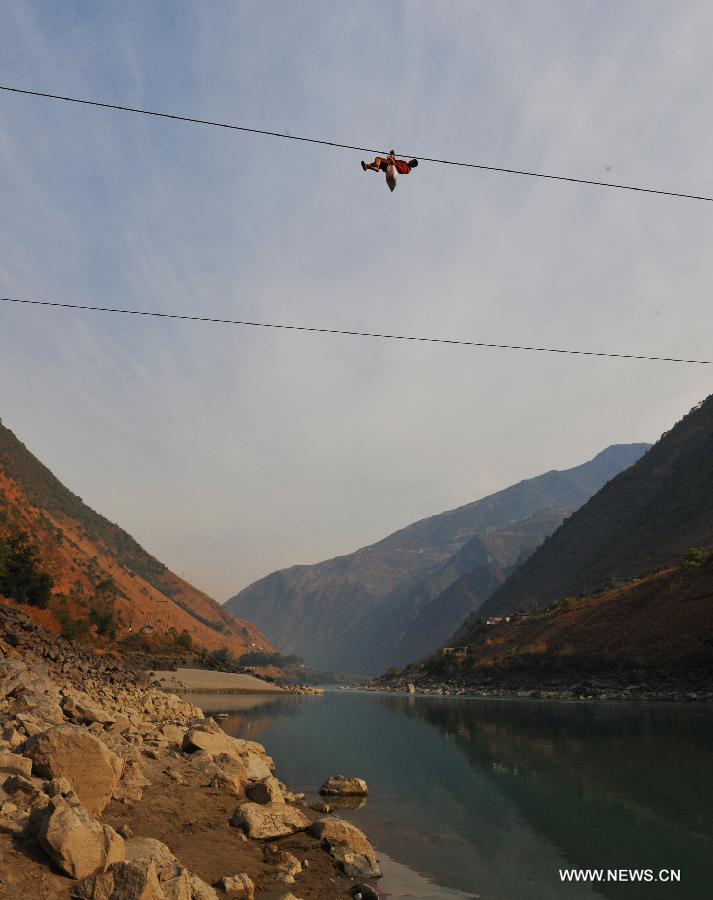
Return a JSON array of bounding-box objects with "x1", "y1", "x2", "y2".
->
[{"x1": 361, "y1": 156, "x2": 386, "y2": 172}]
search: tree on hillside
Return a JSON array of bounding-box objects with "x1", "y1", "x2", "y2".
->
[
  {"x1": 55, "y1": 595, "x2": 91, "y2": 641},
  {"x1": 0, "y1": 527, "x2": 53, "y2": 608},
  {"x1": 175, "y1": 629, "x2": 193, "y2": 649},
  {"x1": 90, "y1": 577, "x2": 119, "y2": 640},
  {"x1": 238, "y1": 650, "x2": 304, "y2": 668},
  {"x1": 683, "y1": 547, "x2": 711, "y2": 571}
]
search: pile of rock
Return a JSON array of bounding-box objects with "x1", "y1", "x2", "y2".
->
[
  {"x1": 0, "y1": 650, "x2": 222, "y2": 896},
  {"x1": 281, "y1": 685, "x2": 325, "y2": 696},
  {"x1": 0, "y1": 603, "x2": 382, "y2": 898},
  {"x1": 364, "y1": 661, "x2": 713, "y2": 702},
  {"x1": 0, "y1": 603, "x2": 139, "y2": 691}
]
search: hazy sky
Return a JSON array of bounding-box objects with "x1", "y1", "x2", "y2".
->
[{"x1": 2, "y1": 1, "x2": 713, "y2": 599}]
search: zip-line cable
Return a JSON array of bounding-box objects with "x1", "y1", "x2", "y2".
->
[
  {"x1": 1, "y1": 84, "x2": 711, "y2": 204},
  {"x1": 2, "y1": 297, "x2": 710, "y2": 365}
]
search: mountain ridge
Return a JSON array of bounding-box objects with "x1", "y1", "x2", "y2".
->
[
  {"x1": 227, "y1": 442, "x2": 650, "y2": 674},
  {"x1": 480, "y1": 396, "x2": 713, "y2": 617},
  {"x1": 0, "y1": 419, "x2": 271, "y2": 656}
]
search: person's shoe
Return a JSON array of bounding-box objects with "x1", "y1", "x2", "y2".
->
[{"x1": 361, "y1": 161, "x2": 367, "y2": 171}]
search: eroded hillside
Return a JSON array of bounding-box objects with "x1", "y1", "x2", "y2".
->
[
  {"x1": 0, "y1": 421, "x2": 271, "y2": 657},
  {"x1": 481, "y1": 396, "x2": 713, "y2": 617}
]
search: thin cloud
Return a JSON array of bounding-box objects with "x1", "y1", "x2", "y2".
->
[{"x1": 1, "y1": 1, "x2": 712, "y2": 599}]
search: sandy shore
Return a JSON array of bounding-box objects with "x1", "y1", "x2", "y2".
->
[{"x1": 150, "y1": 667, "x2": 286, "y2": 694}]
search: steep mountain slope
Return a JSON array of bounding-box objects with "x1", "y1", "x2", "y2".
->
[
  {"x1": 0, "y1": 420, "x2": 271, "y2": 656},
  {"x1": 383, "y1": 508, "x2": 570, "y2": 667},
  {"x1": 481, "y1": 396, "x2": 713, "y2": 617},
  {"x1": 226, "y1": 443, "x2": 649, "y2": 674},
  {"x1": 442, "y1": 555, "x2": 713, "y2": 680}
]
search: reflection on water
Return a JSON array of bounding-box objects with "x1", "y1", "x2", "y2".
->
[
  {"x1": 327, "y1": 794, "x2": 369, "y2": 812},
  {"x1": 183, "y1": 692, "x2": 302, "y2": 743},
  {"x1": 198, "y1": 691, "x2": 713, "y2": 900}
]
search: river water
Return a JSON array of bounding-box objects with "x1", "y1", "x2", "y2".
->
[{"x1": 188, "y1": 690, "x2": 713, "y2": 900}]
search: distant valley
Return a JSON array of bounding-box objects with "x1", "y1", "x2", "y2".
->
[
  {"x1": 386, "y1": 395, "x2": 713, "y2": 697},
  {"x1": 226, "y1": 443, "x2": 649, "y2": 674}
]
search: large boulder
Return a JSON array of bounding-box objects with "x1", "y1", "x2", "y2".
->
[
  {"x1": 0, "y1": 798, "x2": 28, "y2": 836},
  {"x1": 14, "y1": 712, "x2": 46, "y2": 737},
  {"x1": 217, "y1": 874, "x2": 254, "y2": 898},
  {"x1": 33, "y1": 795, "x2": 125, "y2": 879},
  {"x1": 183, "y1": 726, "x2": 270, "y2": 768},
  {"x1": 73, "y1": 859, "x2": 165, "y2": 899},
  {"x1": 124, "y1": 837, "x2": 181, "y2": 881},
  {"x1": 188, "y1": 874, "x2": 220, "y2": 900},
  {"x1": 63, "y1": 693, "x2": 115, "y2": 725},
  {"x1": 0, "y1": 751, "x2": 33, "y2": 779},
  {"x1": 210, "y1": 770, "x2": 243, "y2": 798},
  {"x1": 75, "y1": 839, "x2": 193, "y2": 899},
  {"x1": 319, "y1": 775, "x2": 368, "y2": 796},
  {"x1": 159, "y1": 870, "x2": 191, "y2": 900},
  {"x1": 239, "y1": 751, "x2": 273, "y2": 783},
  {"x1": 0, "y1": 658, "x2": 27, "y2": 693},
  {"x1": 263, "y1": 845, "x2": 302, "y2": 879},
  {"x1": 106, "y1": 715, "x2": 131, "y2": 735},
  {"x1": 1, "y1": 724, "x2": 24, "y2": 750},
  {"x1": 113, "y1": 759, "x2": 150, "y2": 803},
  {"x1": 229, "y1": 801, "x2": 310, "y2": 839},
  {"x1": 4, "y1": 667, "x2": 58, "y2": 699},
  {"x1": 2, "y1": 773, "x2": 41, "y2": 800},
  {"x1": 161, "y1": 724, "x2": 185, "y2": 747},
  {"x1": 11, "y1": 690, "x2": 66, "y2": 725},
  {"x1": 183, "y1": 725, "x2": 273, "y2": 787},
  {"x1": 23, "y1": 725, "x2": 123, "y2": 816},
  {"x1": 245, "y1": 775, "x2": 283, "y2": 805},
  {"x1": 310, "y1": 817, "x2": 381, "y2": 878}
]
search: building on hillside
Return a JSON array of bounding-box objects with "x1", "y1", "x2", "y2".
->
[
  {"x1": 442, "y1": 646, "x2": 469, "y2": 657},
  {"x1": 485, "y1": 616, "x2": 512, "y2": 626},
  {"x1": 611, "y1": 576, "x2": 640, "y2": 588}
]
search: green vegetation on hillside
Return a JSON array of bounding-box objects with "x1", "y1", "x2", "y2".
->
[
  {"x1": 238, "y1": 650, "x2": 304, "y2": 667},
  {"x1": 0, "y1": 422, "x2": 167, "y2": 585},
  {"x1": 89, "y1": 577, "x2": 120, "y2": 639},
  {"x1": 0, "y1": 522, "x2": 53, "y2": 608},
  {"x1": 0, "y1": 420, "x2": 263, "y2": 653},
  {"x1": 55, "y1": 596, "x2": 91, "y2": 641}
]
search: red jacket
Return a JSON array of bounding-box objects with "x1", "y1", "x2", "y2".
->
[{"x1": 393, "y1": 159, "x2": 412, "y2": 174}]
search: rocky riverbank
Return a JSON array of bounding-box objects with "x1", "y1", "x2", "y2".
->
[
  {"x1": 0, "y1": 603, "x2": 378, "y2": 899},
  {"x1": 356, "y1": 667, "x2": 713, "y2": 703}
]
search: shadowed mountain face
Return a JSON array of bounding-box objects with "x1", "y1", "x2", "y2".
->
[
  {"x1": 0, "y1": 420, "x2": 271, "y2": 656},
  {"x1": 377, "y1": 507, "x2": 571, "y2": 669},
  {"x1": 481, "y1": 395, "x2": 713, "y2": 617},
  {"x1": 226, "y1": 444, "x2": 649, "y2": 674}
]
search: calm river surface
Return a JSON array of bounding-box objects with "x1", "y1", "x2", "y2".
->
[{"x1": 189, "y1": 691, "x2": 713, "y2": 900}]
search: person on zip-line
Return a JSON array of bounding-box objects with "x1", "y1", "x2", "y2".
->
[{"x1": 361, "y1": 150, "x2": 419, "y2": 192}]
